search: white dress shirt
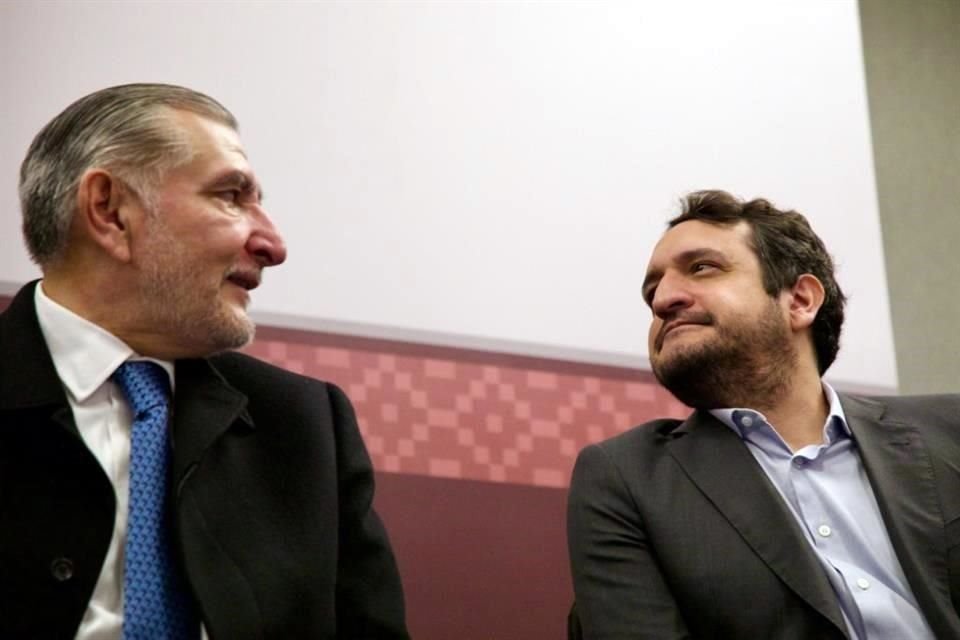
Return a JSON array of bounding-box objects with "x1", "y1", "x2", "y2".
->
[{"x1": 34, "y1": 283, "x2": 187, "y2": 640}]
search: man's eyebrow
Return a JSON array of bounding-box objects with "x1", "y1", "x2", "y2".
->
[
  {"x1": 675, "y1": 247, "x2": 728, "y2": 264},
  {"x1": 208, "y1": 170, "x2": 264, "y2": 201},
  {"x1": 642, "y1": 248, "x2": 728, "y2": 296},
  {"x1": 227, "y1": 143, "x2": 248, "y2": 160}
]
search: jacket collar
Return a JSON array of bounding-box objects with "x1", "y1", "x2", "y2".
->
[
  {"x1": 0, "y1": 281, "x2": 71, "y2": 412},
  {"x1": 0, "y1": 281, "x2": 250, "y2": 463}
]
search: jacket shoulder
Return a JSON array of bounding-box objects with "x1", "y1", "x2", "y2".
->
[
  {"x1": 583, "y1": 417, "x2": 687, "y2": 463},
  {"x1": 859, "y1": 392, "x2": 960, "y2": 423},
  {"x1": 208, "y1": 350, "x2": 329, "y2": 389},
  {"x1": 204, "y1": 351, "x2": 361, "y2": 419}
]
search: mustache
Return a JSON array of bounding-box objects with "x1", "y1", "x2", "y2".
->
[{"x1": 654, "y1": 311, "x2": 714, "y2": 351}]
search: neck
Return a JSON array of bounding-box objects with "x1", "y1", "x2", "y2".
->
[
  {"x1": 755, "y1": 367, "x2": 830, "y2": 451},
  {"x1": 42, "y1": 265, "x2": 153, "y2": 355},
  {"x1": 42, "y1": 267, "x2": 121, "y2": 326}
]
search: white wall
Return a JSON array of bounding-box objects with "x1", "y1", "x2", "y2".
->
[{"x1": 0, "y1": 1, "x2": 897, "y2": 391}]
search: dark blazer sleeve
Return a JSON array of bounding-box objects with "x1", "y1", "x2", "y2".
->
[
  {"x1": 567, "y1": 443, "x2": 691, "y2": 639},
  {"x1": 327, "y1": 384, "x2": 409, "y2": 639}
]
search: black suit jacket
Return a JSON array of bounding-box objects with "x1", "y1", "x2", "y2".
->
[
  {"x1": 568, "y1": 393, "x2": 960, "y2": 639},
  {"x1": 0, "y1": 282, "x2": 409, "y2": 639}
]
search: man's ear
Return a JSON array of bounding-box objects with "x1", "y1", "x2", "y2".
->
[
  {"x1": 76, "y1": 168, "x2": 136, "y2": 262},
  {"x1": 785, "y1": 274, "x2": 825, "y2": 331}
]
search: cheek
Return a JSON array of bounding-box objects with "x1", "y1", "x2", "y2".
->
[
  {"x1": 226, "y1": 224, "x2": 255, "y2": 254},
  {"x1": 195, "y1": 224, "x2": 251, "y2": 260},
  {"x1": 648, "y1": 320, "x2": 661, "y2": 352}
]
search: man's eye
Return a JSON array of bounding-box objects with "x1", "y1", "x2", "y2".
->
[
  {"x1": 216, "y1": 190, "x2": 240, "y2": 204},
  {"x1": 217, "y1": 187, "x2": 261, "y2": 206},
  {"x1": 691, "y1": 262, "x2": 716, "y2": 273}
]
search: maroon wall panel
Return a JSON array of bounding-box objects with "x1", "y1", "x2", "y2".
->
[{"x1": 375, "y1": 473, "x2": 570, "y2": 640}]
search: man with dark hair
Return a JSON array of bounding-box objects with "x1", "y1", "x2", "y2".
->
[
  {"x1": 0, "y1": 84, "x2": 409, "y2": 639},
  {"x1": 568, "y1": 190, "x2": 960, "y2": 639}
]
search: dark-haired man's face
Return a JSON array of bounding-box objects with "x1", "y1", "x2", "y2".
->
[{"x1": 642, "y1": 220, "x2": 795, "y2": 409}]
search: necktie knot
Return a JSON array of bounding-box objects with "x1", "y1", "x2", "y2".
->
[{"x1": 113, "y1": 361, "x2": 170, "y2": 416}]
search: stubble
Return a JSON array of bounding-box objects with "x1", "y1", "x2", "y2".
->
[{"x1": 651, "y1": 299, "x2": 796, "y2": 410}]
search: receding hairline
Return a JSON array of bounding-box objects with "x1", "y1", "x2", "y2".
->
[
  {"x1": 115, "y1": 82, "x2": 239, "y2": 128},
  {"x1": 158, "y1": 100, "x2": 239, "y2": 130}
]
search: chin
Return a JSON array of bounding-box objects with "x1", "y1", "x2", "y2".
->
[
  {"x1": 196, "y1": 305, "x2": 255, "y2": 354},
  {"x1": 654, "y1": 338, "x2": 711, "y2": 368}
]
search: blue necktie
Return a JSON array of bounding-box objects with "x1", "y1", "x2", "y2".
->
[{"x1": 113, "y1": 361, "x2": 198, "y2": 640}]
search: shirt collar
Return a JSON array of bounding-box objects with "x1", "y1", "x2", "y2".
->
[
  {"x1": 709, "y1": 381, "x2": 850, "y2": 442},
  {"x1": 34, "y1": 282, "x2": 175, "y2": 403}
]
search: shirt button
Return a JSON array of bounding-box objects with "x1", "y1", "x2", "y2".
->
[
  {"x1": 740, "y1": 415, "x2": 754, "y2": 428},
  {"x1": 793, "y1": 458, "x2": 807, "y2": 467},
  {"x1": 50, "y1": 557, "x2": 74, "y2": 582},
  {"x1": 856, "y1": 578, "x2": 871, "y2": 590},
  {"x1": 817, "y1": 524, "x2": 832, "y2": 537}
]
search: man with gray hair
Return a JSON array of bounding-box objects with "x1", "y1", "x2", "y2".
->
[{"x1": 0, "y1": 84, "x2": 409, "y2": 639}]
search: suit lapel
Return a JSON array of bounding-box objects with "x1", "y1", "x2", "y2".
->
[
  {"x1": 170, "y1": 358, "x2": 252, "y2": 487},
  {"x1": 170, "y1": 357, "x2": 264, "y2": 639},
  {"x1": 841, "y1": 394, "x2": 958, "y2": 637},
  {"x1": 666, "y1": 412, "x2": 848, "y2": 634}
]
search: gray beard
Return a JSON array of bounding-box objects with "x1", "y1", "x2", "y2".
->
[
  {"x1": 138, "y1": 217, "x2": 254, "y2": 356},
  {"x1": 652, "y1": 304, "x2": 796, "y2": 410}
]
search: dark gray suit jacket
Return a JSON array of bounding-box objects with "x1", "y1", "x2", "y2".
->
[
  {"x1": 568, "y1": 393, "x2": 960, "y2": 639},
  {"x1": 0, "y1": 282, "x2": 409, "y2": 639}
]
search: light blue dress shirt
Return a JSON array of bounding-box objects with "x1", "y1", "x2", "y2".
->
[{"x1": 710, "y1": 384, "x2": 934, "y2": 640}]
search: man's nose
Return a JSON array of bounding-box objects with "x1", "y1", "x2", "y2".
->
[
  {"x1": 650, "y1": 273, "x2": 693, "y2": 318},
  {"x1": 247, "y1": 208, "x2": 287, "y2": 267}
]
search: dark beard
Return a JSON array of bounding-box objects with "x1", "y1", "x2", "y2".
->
[{"x1": 651, "y1": 302, "x2": 796, "y2": 410}]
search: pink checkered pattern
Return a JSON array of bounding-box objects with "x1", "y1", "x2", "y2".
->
[{"x1": 244, "y1": 328, "x2": 688, "y2": 488}]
